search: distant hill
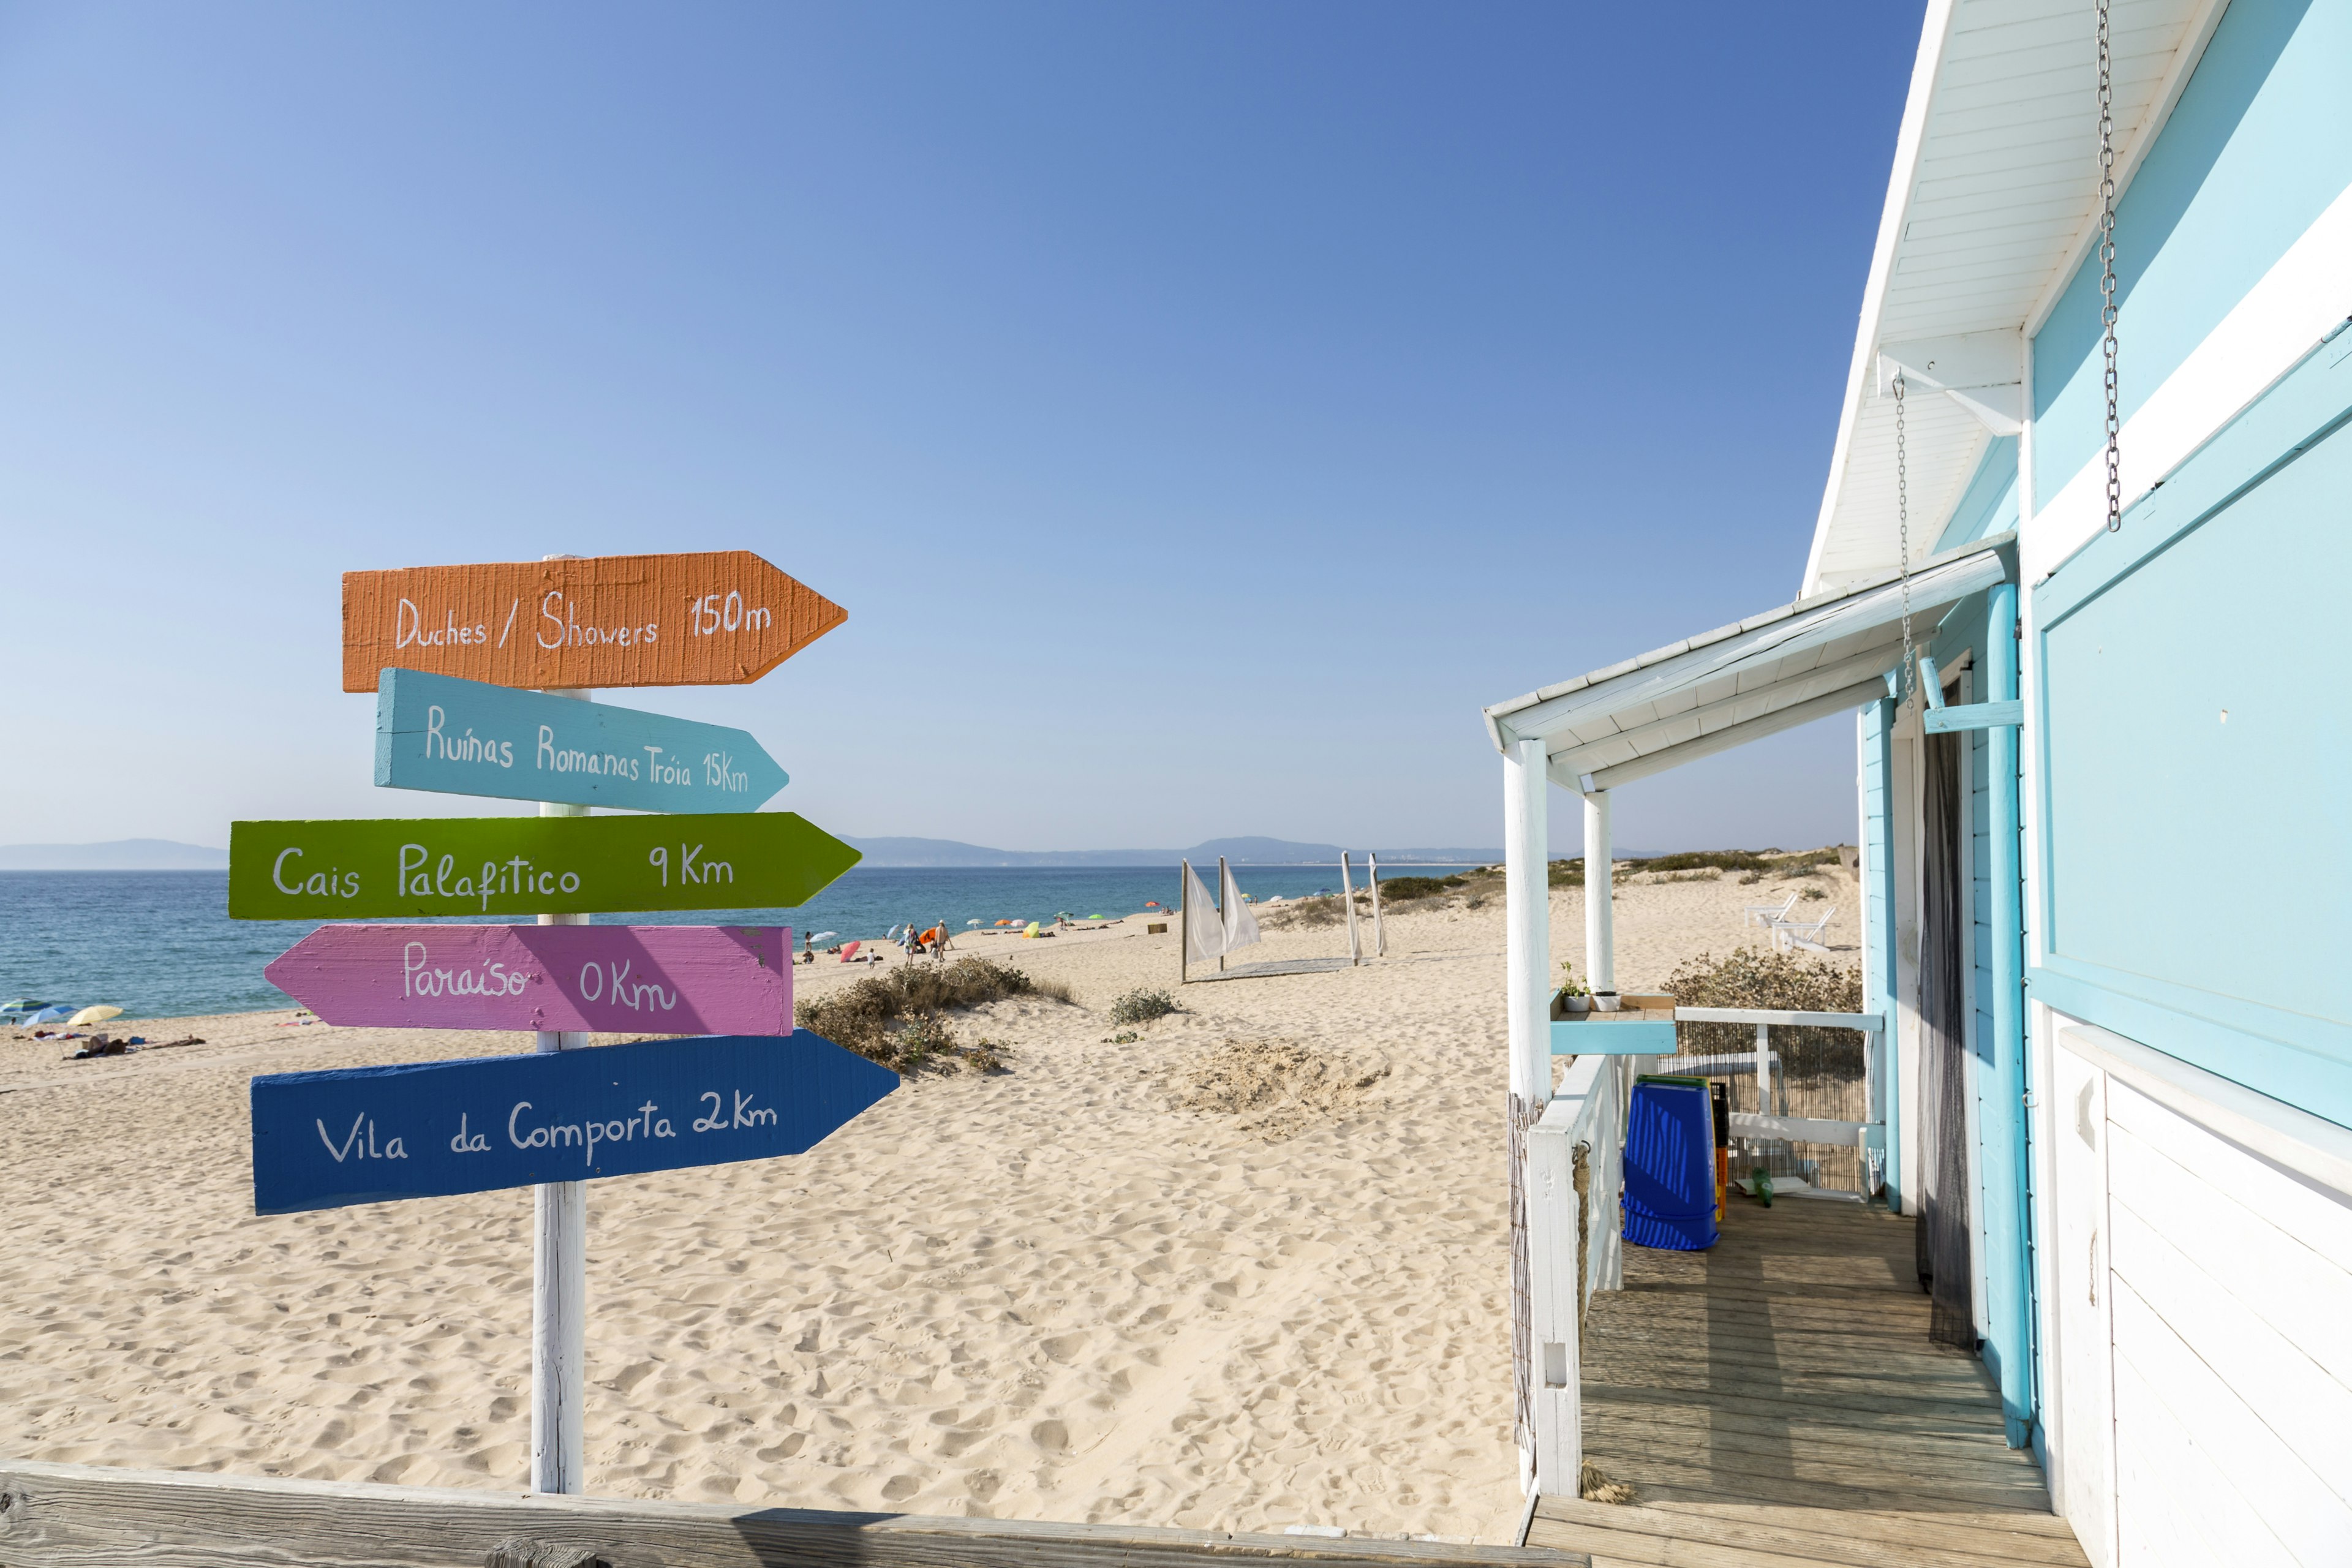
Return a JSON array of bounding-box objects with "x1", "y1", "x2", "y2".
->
[
  {"x1": 845, "y1": 836, "x2": 1503, "y2": 868},
  {"x1": 0, "y1": 839, "x2": 229, "y2": 870}
]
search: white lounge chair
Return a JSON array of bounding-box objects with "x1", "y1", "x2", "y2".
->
[
  {"x1": 1744, "y1": 891, "x2": 1799, "y2": 927},
  {"x1": 1771, "y1": 905, "x2": 1838, "y2": 953}
]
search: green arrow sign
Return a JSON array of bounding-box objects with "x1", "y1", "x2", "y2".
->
[{"x1": 230, "y1": 813, "x2": 860, "y2": 919}]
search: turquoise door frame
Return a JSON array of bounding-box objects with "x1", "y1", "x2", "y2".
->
[{"x1": 1981, "y1": 579, "x2": 2035, "y2": 1448}]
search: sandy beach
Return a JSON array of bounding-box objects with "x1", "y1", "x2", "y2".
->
[{"x1": 0, "y1": 867, "x2": 1856, "y2": 1542}]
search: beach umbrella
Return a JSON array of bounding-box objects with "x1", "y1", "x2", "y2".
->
[
  {"x1": 67, "y1": 1005, "x2": 124, "y2": 1027},
  {"x1": 808, "y1": 931, "x2": 839, "y2": 944},
  {"x1": 25, "y1": 1005, "x2": 75, "y2": 1025},
  {"x1": 965, "y1": 919, "x2": 982, "y2": 928}
]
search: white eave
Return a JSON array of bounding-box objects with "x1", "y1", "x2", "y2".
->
[
  {"x1": 1484, "y1": 537, "x2": 2013, "y2": 789},
  {"x1": 1800, "y1": 0, "x2": 2225, "y2": 598}
]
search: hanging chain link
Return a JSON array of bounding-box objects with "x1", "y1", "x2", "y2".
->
[
  {"x1": 1896, "y1": 369, "x2": 1914, "y2": 708},
  {"x1": 2098, "y1": 0, "x2": 2121, "y2": 530}
]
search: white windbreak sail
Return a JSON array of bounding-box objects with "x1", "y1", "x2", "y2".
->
[
  {"x1": 1183, "y1": 860, "x2": 1226, "y2": 965},
  {"x1": 1220, "y1": 859, "x2": 1261, "y2": 954}
]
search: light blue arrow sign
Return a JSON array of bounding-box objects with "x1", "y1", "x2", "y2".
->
[
  {"x1": 250, "y1": 1031, "x2": 897, "y2": 1213},
  {"x1": 375, "y1": 668, "x2": 787, "y2": 812}
]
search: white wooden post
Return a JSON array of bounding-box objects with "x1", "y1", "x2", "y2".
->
[
  {"x1": 1525, "y1": 1104, "x2": 1578, "y2": 1498},
  {"x1": 1367, "y1": 852, "x2": 1385, "y2": 957},
  {"x1": 1177, "y1": 859, "x2": 1190, "y2": 986},
  {"x1": 1505, "y1": 742, "x2": 1550, "y2": 1106},
  {"x1": 533, "y1": 688, "x2": 591, "y2": 1496},
  {"x1": 1754, "y1": 1021, "x2": 1773, "y2": 1117},
  {"x1": 1216, "y1": 855, "x2": 1229, "y2": 973},
  {"x1": 1502, "y1": 737, "x2": 1556, "y2": 1496},
  {"x1": 1340, "y1": 853, "x2": 1362, "y2": 965},
  {"x1": 1583, "y1": 790, "x2": 1614, "y2": 992}
]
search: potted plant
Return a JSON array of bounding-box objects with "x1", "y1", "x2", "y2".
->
[
  {"x1": 1557, "y1": 962, "x2": 1591, "y2": 1015},
  {"x1": 1593, "y1": 989, "x2": 1622, "y2": 1013}
]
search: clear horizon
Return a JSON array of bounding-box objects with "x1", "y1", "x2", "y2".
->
[{"x1": 0, "y1": 4, "x2": 1922, "y2": 854}]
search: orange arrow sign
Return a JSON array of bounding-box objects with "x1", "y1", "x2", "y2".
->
[{"x1": 342, "y1": 551, "x2": 845, "y2": 691}]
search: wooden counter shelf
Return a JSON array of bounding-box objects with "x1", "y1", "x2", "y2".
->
[{"x1": 1548, "y1": 991, "x2": 1676, "y2": 1054}]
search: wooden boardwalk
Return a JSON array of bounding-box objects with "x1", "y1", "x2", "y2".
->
[{"x1": 1526, "y1": 1199, "x2": 2088, "y2": 1568}]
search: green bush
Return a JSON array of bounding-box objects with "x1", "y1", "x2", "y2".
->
[
  {"x1": 1664, "y1": 948, "x2": 1866, "y2": 1087},
  {"x1": 1626, "y1": 850, "x2": 1771, "y2": 875},
  {"x1": 1380, "y1": 875, "x2": 1464, "y2": 901}
]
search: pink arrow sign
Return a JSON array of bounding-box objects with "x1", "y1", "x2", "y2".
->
[{"x1": 265, "y1": 924, "x2": 793, "y2": 1035}]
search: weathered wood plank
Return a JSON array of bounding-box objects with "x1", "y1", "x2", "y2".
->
[
  {"x1": 1562, "y1": 1202, "x2": 2084, "y2": 1567},
  {"x1": 1577, "y1": 1427, "x2": 2052, "y2": 1501},
  {"x1": 1580, "y1": 1382, "x2": 2003, "y2": 1429},
  {"x1": 1530, "y1": 1498, "x2": 2086, "y2": 1568},
  {"x1": 1570, "y1": 1451, "x2": 2048, "y2": 1517},
  {"x1": 0, "y1": 1460, "x2": 1585, "y2": 1568},
  {"x1": 1580, "y1": 1410, "x2": 2044, "y2": 1478},
  {"x1": 1630, "y1": 1499, "x2": 2082, "y2": 1544}
]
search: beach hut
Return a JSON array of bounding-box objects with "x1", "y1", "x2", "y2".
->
[{"x1": 1488, "y1": 4, "x2": 2351, "y2": 1560}]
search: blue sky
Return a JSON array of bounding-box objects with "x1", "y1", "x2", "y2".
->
[{"x1": 0, "y1": 2, "x2": 1923, "y2": 854}]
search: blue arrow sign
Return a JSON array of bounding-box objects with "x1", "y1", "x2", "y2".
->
[
  {"x1": 250, "y1": 1031, "x2": 895, "y2": 1214},
  {"x1": 374, "y1": 668, "x2": 788, "y2": 812}
]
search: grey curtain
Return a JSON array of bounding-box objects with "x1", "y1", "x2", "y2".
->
[{"x1": 1915, "y1": 731, "x2": 1977, "y2": 1352}]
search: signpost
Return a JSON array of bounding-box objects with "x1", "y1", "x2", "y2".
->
[
  {"x1": 341, "y1": 551, "x2": 846, "y2": 692},
  {"x1": 251, "y1": 1032, "x2": 897, "y2": 1215},
  {"x1": 244, "y1": 545, "x2": 866, "y2": 1501},
  {"x1": 375, "y1": 669, "x2": 788, "y2": 813},
  {"x1": 228, "y1": 812, "x2": 860, "y2": 919},
  {"x1": 264, "y1": 924, "x2": 794, "y2": 1035}
]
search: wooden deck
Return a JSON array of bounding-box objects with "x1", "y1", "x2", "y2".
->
[{"x1": 1526, "y1": 1199, "x2": 2088, "y2": 1568}]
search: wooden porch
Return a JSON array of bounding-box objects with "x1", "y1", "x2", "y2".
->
[{"x1": 1525, "y1": 1200, "x2": 2087, "y2": 1568}]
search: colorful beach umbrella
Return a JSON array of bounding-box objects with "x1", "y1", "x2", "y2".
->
[{"x1": 67, "y1": 1005, "x2": 123, "y2": 1027}]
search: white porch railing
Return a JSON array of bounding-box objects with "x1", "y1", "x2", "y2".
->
[
  {"x1": 1521, "y1": 1008, "x2": 1885, "y2": 1499},
  {"x1": 1667, "y1": 1006, "x2": 1887, "y2": 1196},
  {"x1": 1523, "y1": 1050, "x2": 1635, "y2": 1497}
]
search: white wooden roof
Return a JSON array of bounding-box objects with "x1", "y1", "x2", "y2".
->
[
  {"x1": 1801, "y1": 0, "x2": 2222, "y2": 596},
  {"x1": 1483, "y1": 538, "x2": 2011, "y2": 790}
]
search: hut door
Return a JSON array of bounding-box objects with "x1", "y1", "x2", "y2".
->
[{"x1": 1915, "y1": 730, "x2": 1976, "y2": 1352}]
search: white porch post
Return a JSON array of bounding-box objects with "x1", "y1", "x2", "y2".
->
[
  {"x1": 1506, "y1": 739, "x2": 1552, "y2": 1104},
  {"x1": 1583, "y1": 788, "x2": 1614, "y2": 992},
  {"x1": 1502, "y1": 736, "x2": 1555, "y2": 1496}
]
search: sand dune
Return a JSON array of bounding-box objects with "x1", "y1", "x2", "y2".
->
[{"x1": 0, "y1": 870, "x2": 1856, "y2": 1541}]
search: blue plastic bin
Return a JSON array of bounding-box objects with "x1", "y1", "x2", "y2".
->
[{"x1": 1622, "y1": 1080, "x2": 1718, "y2": 1251}]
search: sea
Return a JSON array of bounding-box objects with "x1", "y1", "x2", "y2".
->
[{"x1": 0, "y1": 864, "x2": 1482, "y2": 1020}]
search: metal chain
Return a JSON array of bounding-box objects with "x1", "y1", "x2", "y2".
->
[
  {"x1": 2098, "y1": 0, "x2": 2120, "y2": 530},
  {"x1": 1896, "y1": 369, "x2": 1913, "y2": 707}
]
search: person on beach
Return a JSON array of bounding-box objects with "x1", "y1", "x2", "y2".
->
[{"x1": 801, "y1": 933, "x2": 814, "y2": 965}]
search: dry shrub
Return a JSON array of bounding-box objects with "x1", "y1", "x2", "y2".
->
[
  {"x1": 1380, "y1": 874, "x2": 1465, "y2": 903},
  {"x1": 1664, "y1": 946, "x2": 1866, "y2": 1113},
  {"x1": 1262, "y1": 895, "x2": 1341, "y2": 930},
  {"x1": 798, "y1": 957, "x2": 1059, "y2": 1073},
  {"x1": 1109, "y1": 988, "x2": 1178, "y2": 1026},
  {"x1": 1167, "y1": 1038, "x2": 1390, "y2": 1139}
]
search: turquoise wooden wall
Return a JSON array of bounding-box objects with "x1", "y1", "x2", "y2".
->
[
  {"x1": 2034, "y1": 0, "x2": 2352, "y2": 501},
  {"x1": 2031, "y1": 328, "x2": 2352, "y2": 1128},
  {"x1": 1936, "y1": 436, "x2": 2019, "y2": 554}
]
